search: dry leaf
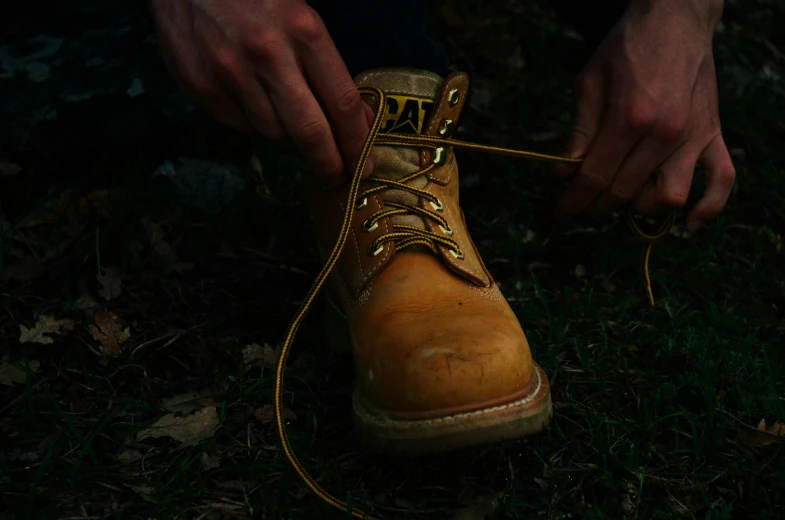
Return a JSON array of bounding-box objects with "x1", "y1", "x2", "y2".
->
[
  {"x1": 737, "y1": 418, "x2": 785, "y2": 447},
  {"x1": 117, "y1": 449, "x2": 143, "y2": 463},
  {"x1": 0, "y1": 256, "x2": 46, "y2": 284},
  {"x1": 0, "y1": 356, "x2": 40, "y2": 386},
  {"x1": 125, "y1": 484, "x2": 156, "y2": 502},
  {"x1": 162, "y1": 387, "x2": 219, "y2": 414},
  {"x1": 242, "y1": 343, "x2": 280, "y2": 369},
  {"x1": 97, "y1": 268, "x2": 122, "y2": 301},
  {"x1": 254, "y1": 404, "x2": 297, "y2": 423},
  {"x1": 0, "y1": 160, "x2": 22, "y2": 176},
  {"x1": 143, "y1": 218, "x2": 193, "y2": 273},
  {"x1": 440, "y1": 0, "x2": 465, "y2": 27},
  {"x1": 452, "y1": 493, "x2": 503, "y2": 520},
  {"x1": 89, "y1": 310, "x2": 130, "y2": 356},
  {"x1": 202, "y1": 452, "x2": 222, "y2": 470},
  {"x1": 19, "y1": 315, "x2": 75, "y2": 344},
  {"x1": 138, "y1": 407, "x2": 219, "y2": 446},
  {"x1": 507, "y1": 44, "x2": 526, "y2": 72}
]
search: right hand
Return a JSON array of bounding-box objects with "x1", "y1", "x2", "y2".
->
[{"x1": 149, "y1": 0, "x2": 374, "y2": 184}]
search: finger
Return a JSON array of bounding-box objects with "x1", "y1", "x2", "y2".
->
[
  {"x1": 200, "y1": 88, "x2": 256, "y2": 132},
  {"x1": 207, "y1": 45, "x2": 286, "y2": 139},
  {"x1": 555, "y1": 108, "x2": 642, "y2": 219},
  {"x1": 251, "y1": 47, "x2": 344, "y2": 184},
  {"x1": 300, "y1": 22, "x2": 374, "y2": 178},
  {"x1": 554, "y1": 70, "x2": 606, "y2": 178},
  {"x1": 686, "y1": 133, "x2": 735, "y2": 231},
  {"x1": 585, "y1": 122, "x2": 686, "y2": 216},
  {"x1": 632, "y1": 141, "x2": 697, "y2": 216},
  {"x1": 154, "y1": 13, "x2": 253, "y2": 132}
]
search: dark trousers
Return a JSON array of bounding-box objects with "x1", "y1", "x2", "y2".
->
[{"x1": 307, "y1": 0, "x2": 632, "y2": 77}]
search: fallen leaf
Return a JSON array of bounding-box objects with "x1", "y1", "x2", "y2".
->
[
  {"x1": 1, "y1": 449, "x2": 38, "y2": 462},
  {"x1": 621, "y1": 494, "x2": 635, "y2": 515},
  {"x1": 137, "y1": 407, "x2": 219, "y2": 446},
  {"x1": 97, "y1": 268, "x2": 122, "y2": 301},
  {"x1": 143, "y1": 218, "x2": 193, "y2": 273},
  {"x1": 117, "y1": 449, "x2": 143, "y2": 463},
  {"x1": 202, "y1": 452, "x2": 222, "y2": 470},
  {"x1": 0, "y1": 356, "x2": 40, "y2": 386},
  {"x1": 440, "y1": 0, "x2": 465, "y2": 27},
  {"x1": 254, "y1": 404, "x2": 297, "y2": 423},
  {"x1": 19, "y1": 315, "x2": 75, "y2": 344},
  {"x1": 0, "y1": 160, "x2": 22, "y2": 176},
  {"x1": 213, "y1": 480, "x2": 256, "y2": 491},
  {"x1": 452, "y1": 493, "x2": 503, "y2": 520},
  {"x1": 162, "y1": 387, "x2": 220, "y2": 414},
  {"x1": 737, "y1": 418, "x2": 785, "y2": 447},
  {"x1": 88, "y1": 310, "x2": 130, "y2": 356},
  {"x1": 507, "y1": 44, "x2": 526, "y2": 72},
  {"x1": 0, "y1": 256, "x2": 46, "y2": 283},
  {"x1": 125, "y1": 484, "x2": 156, "y2": 502},
  {"x1": 600, "y1": 277, "x2": 617, "y2": 293},
  {"x1": 242, "y1": 343, "x2": 280, "y2": 369}
]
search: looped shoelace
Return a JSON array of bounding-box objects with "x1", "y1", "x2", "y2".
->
[{"x1": 274, "y1": 87, "x2": 675, "y2": 519}]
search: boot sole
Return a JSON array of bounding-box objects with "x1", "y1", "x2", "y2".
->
[{"x1": 352, "y1": 362, "x2": 552, "y2": 456}]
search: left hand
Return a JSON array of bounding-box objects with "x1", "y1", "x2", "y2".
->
[{"x1": 554, "y1": 0, "x2": 735, "y2": 232}]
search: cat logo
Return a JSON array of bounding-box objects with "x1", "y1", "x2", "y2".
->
[{"x1": 380, "y1": 95, "x2": 435, "y2": 134}]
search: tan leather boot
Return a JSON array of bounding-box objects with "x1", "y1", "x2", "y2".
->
[{"x1": 306, "y1": 67, "x2": 552, "y2": 456}]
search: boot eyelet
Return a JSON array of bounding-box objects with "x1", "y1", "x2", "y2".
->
[
  {"x1": 362, "y1": 219, "x2": 378, "y2": 233},
  {"x1": 368, "y1": 244, "x2": 384, "y2": 257},
  {"x1": 447, "y1": 88, "x2": 460, "y2": 107},
  {"x1": 438, "y1": 224, "x2": 453, "y2": 236},
  {"x1": 355, "y1": 197, "x2": 368, "y2": 210},
  {"x1": 429, "y1": 199, "x2": 443, "y2": 212},
  {"x1": 432, "y1": 147, "x2": 447, "y2": 166},
  {"x1": 449, "y1": 248, "x2": 464, "y2": 260},
  {"x1": 438, "y1": 119, "x2": 455, "y2": 137}
]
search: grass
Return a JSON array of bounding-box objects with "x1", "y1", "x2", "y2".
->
[{"x1": 1, "y1": 0, "x2": 784, "y2": 519}]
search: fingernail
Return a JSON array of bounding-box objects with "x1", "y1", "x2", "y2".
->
[{"x1": 686, "y1": 219, "x2": 705, "y2": 232}]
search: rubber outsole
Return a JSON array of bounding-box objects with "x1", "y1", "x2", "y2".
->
[{"x1": 352, "y1": 363, "x2": 552, "y2": 456}]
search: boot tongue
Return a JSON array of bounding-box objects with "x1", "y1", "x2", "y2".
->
[
  {"x1": 354, "y1": 68, "x2": 444, "y2": 231},
  {"x1": 355, "y1": 67, "x2": 441, "y2": 135}
]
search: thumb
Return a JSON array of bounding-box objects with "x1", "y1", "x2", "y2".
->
[{"x1": 554, "y1": 71, "x2": 606, "y2": 178}]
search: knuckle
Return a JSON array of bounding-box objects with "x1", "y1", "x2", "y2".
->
[
  {"x1": 334, "y1": 85, "x2": 362, "y2": 115},
  {"x1": 624, "y1": 101, "x2": 656, "y2": 132},
  {"x1": 608, "y1": 184, "x2": 635, "y2": 202},
  {"x1": 188, "y1": 78, "x2": 221, "y2": 102},
  {"x1": 653, "y1": 114, "x2": 688, "y2": 142},
  {"x1": 294, "y1": 118, "x2": 329, "y2": 146},
  {"x1": 211, "y1": 47, "x2": 241, "y2": 78},
  {"x1": 289, "y1": 7, "x2": 325, "y2": 44},
  {"x1": 718, "y1": 164, "x2": 737, "y2": 186},
  {"x1": 661, "y1": 189, "x2": 688, "y2": 208},
  {"x1": 246, "y1": 34, "x2": 284, "y2": 64},
  {"x1": 579, "y1": 170, "x2": 611, "y2": 191}
]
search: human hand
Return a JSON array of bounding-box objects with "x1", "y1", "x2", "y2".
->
[
  {"x1": 149, "y1": 0, "x2": 374, "y2": 184},
  {"x1": 554, "y1": 0, "x2": 735, "y2": 232}
]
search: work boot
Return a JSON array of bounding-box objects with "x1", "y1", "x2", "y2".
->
[{"x1": 306, "y1": 67, "x2": 552, "y2": 455}]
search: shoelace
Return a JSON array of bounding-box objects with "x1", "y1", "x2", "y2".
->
[{"x1": 274, "y1": 86, "x2": 674, "y2": 519}]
